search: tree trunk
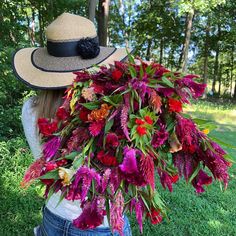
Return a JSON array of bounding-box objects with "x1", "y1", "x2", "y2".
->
[
  {"x1": 88, "y1": 0, "x2": 97, "y2": 23},
  {"x1": 146, "y1": 38, "x2": 152, "y2": 61},
  {"x1": 233, "y1": 80, "x2": 236, "y2": 100},
  {"x1": 202, "y1": 16, "x2": 211, "y2": 98},
  {"x1": 212, "y1": 24, "x2": 221, "y2": 94},
  {"x1": 230, "y1": 46, "x2": 234, "y2": 97},
  {"x1": 218, "y1": 64, "x2": 222, "y2": 96},
  {"x1": 97, "y1": 0, "x2": 110, "y2": 46},
  {"x1": 180, "y1": 10, "x2": 194, "y2": 73},
  {"x1": 38, "y1": 7, "x2": 44, "y2": 46},
  {"x1": 160, "y1": 38, "x2": 164, "y2": 65}
]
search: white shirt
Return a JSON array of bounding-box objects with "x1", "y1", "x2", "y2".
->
[{"x1": 21, "y1": 96, "x2": 109, "y2": 227}]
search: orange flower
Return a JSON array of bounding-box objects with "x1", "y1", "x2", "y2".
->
[
  {"x1": 202, "y1": 129, "x2": 209, "y2": 135},
  {"x1": 88, "y1": 103, "x2": 112, "y2": 121}
]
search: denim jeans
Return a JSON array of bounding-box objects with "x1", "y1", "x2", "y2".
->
[{"x1": 35, "y1": 205, "x2": 132, "y2": 236}]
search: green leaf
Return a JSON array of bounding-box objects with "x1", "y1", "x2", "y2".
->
[
  {"x1": 104, "y1": 119, "x2": 114, "y2": 134},
  {"x1": 39, "y1": 170, "x2": 59, "y2": 180},
  {"x1": 80, "y1": 101, "x2": 100, "y2": 110},
  {"x1": 208, "y1": 135, "x2": 236, "y2": 149},
  {"x1": 139, "y1": 64, "x2": 144, "y2": 79},
  {"x1": 129, "y1": 65, "x2": 137, "y2": 78},
  {"x1": 72, "y1": 154, "x2": 84, "y2": 169},
  {"x1": 64, "y1": 151, "x2": 80, "y2": 160},
  {"x1": 188, "y1": 164, "x2": 201, "y2": 183},
  {"x1": 223, "y1": 154, "x2": 235, "y2": 163},
  {"x1": 141, "y1": 196, "x2": 151, "y2": 213},
  {"x1": 55, "y1": 190, "x2": 68, "y2": 208},
  {"x1": 161, "y1": 77, "x2": 174, "y2": 88},
  {"x1": 153, "y1": 190, "x2": 166, "y2": 210},
  {"x1": 105, "y1": 198, "x2": 111, "y2": 228},
  {"x1": 102, "y1": 94, "x2": 122, "y2": 107},
  {"x1": 126, "y1": 48, "x2": 135, "y2": 64}
]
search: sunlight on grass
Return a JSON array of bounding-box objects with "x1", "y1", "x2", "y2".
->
[{"x1": 185, "y1": 100, "x2": 236, "y2": 127}]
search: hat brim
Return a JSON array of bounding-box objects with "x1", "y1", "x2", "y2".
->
[{"x1": 12, "y1": 47, "x2": 131, "y2": 90}]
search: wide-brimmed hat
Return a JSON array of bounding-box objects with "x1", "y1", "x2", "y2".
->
[{"x1": 12, "y1": 13, "x2": 131, "y2": 90}]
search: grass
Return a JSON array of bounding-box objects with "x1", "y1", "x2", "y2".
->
[{"x1": 1, "y1": 100, "x2": 236, "y2": 236}]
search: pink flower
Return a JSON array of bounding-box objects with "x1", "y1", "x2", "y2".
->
[
  {"x1": 89, "y1": 120, "x2": 104, "y2": 136},
  {"x1": 43, "y1": 136, "x2": 61, "y2": 161},
  {"x1": 110, "y1": 191, "x2": 124, "y2": 236}
]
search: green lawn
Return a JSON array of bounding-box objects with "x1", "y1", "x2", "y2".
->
[{"x1": 1, "y1": 101, "x2": 236, "y2": 236}]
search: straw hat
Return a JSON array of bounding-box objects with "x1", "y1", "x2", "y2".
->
[{"x1": 12, "y1": 13, "x2": 131, "y2": 90}]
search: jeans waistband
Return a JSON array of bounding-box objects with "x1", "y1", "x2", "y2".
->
[{"x1": 43, "y1": 204, "x2": 130, "y2": 235}]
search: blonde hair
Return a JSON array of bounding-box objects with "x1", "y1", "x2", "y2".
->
[{"x1": 31, "y1": 89, "x2": 67, "y2": 137}]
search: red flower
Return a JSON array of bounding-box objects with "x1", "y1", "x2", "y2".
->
[
  {"x1": 97, "y1": 150, "x2": 118, "y2": 166},
  {"x1": 106, "y1": 133, "x2": 120, "y2": 147},
  {"x1": 79, "y1": 107, "x2": 90, "y2": 122},
  {"x1": 168, "y1": 98, "x2": 183, "y2": 113},
  {"x1": 135, "y1": 118, "x2": 145, "y2": 125},
  {"x1": 144, "y1": 116, "x2": 153, "y2": 125},
  {"x1": 136, "y1": 126, "x2": 147, "y2": 136},
  {"x1": 146, "y1": 208, "x2": 162, "y2": 224},
  {"x1": 44, "y1": 162, "x2": 57, "y2": 171},
  {"x1": 56, "y1": 107, "x2": 69, "y2": 120},
  {"x1": 56, "y1": 159, "x2": 68, "y2": 167},
  {"x1": 91, "y1": 82, "x2": 104, "y2": 94},
  {"x1": 111, "y1": 69, "x2": 123, "y2": 82},
  {"x1": 170, "y1": 174, "x2": 179, "y2": 183},
  {"x1": 38, "y1": 118, "x2": 58, "y2": 137}
]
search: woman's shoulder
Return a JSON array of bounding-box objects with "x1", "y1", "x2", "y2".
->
[{"x1": 22, "y1": 96, "x2": 37, "y2": 114}]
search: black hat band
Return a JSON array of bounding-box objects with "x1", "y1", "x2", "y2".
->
[{"x1": 47, "y1": 36, "x2": 100, "y2": 59}]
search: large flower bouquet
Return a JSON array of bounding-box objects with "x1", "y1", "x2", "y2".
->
[{"x1": 21, "y1": 55, "x2": 233, "y2": 235}]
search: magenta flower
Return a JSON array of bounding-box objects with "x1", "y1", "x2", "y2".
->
[
  {"x1": 176, "y1": 75, "x2": 206, "y2": 99},
  {"x1": 175, "y1": 115, "x2": 200, "y2": 154},
  {"x1": 158, "y1": 169, "x2": 173, "y2": 192},
  {"x1": 72, "y1": 166, "x2": 101, "y2": 201},
  {"x1": 151, "y1": 127, "x2": 169, "y2": 148},
  {"x1": 192, "y1": 170, "x2": 212, "y2": 193},
  {"x1": 119, "y1": 146, "x2": 138, "y2": 174},
  {"x1": 198, "y1": 141, "x2": 230, "y2": 188},
  {"x1": 73, "y1": 196, "x2": 105, "y2": 229},
  {"x1": 156, "y1": 87, "x2": 175, "y2": 97},
  {"x1": 119, "y1": 147, "x2": 147, "y2": 186},
  {"x1": 43, "y1": 136, "x2": 61, "y2": 161}
]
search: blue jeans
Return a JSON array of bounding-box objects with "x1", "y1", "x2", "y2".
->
[{"x1": 35, "y1": 205, "x2": 132, "y2": 236}]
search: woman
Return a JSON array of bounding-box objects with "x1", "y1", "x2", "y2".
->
[{"x1": 13, "y1": 12, "x2": 132, "y2": 236}]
